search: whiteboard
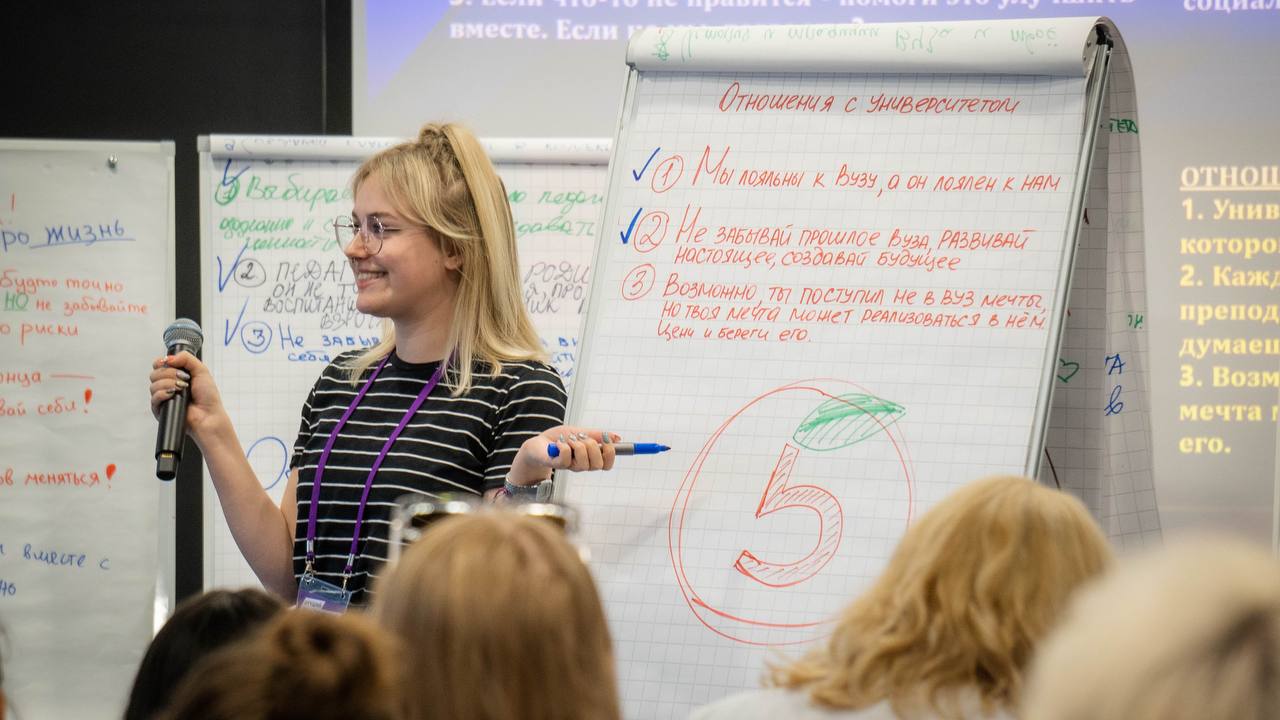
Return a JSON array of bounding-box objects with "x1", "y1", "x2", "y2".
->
[
  {"x1": 0, "y1": 139, "x2": 175, "y2": 719},
  {"x1": 558, "y1": 17, "x2": 1154, "y2": 718},
  {"x1": 197, "y1": 135, "x2": 609, "y2": 591}
]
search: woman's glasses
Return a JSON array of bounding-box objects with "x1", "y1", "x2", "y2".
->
[{"x1": 332, "y1": 215, "x2": 402, "y2": 256}]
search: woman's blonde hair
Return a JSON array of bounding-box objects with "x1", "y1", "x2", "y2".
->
[
  {"x1": 1023, "y1": 535, "x2": 1280, "y2": 720},
  {"x1": 771, "y1": 475, "x2": 1111, "y2": 719},
  {"x1": 374, "y1": 511, "x2": 621, "y2": 720},
  {"x1": 159, "y1": 610, "x2": 404, "y2": 720},
  {"x1": 346, "y1": 122, "x2": 544, "y2": 393}
]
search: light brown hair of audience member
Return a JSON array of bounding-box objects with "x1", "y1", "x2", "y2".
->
[
  {"x1": 374, "y1": 511, "x2": 621, "y2": 720},
  {"x1": 158, "y1": 609, "x2": 404, "y2": 720},
  {"x1": 1023, "y1": 535, "x2": 1280, "y2": 720},
  {"x1": 769, "y1": 475, "x2": 1112, "y2": 719}
]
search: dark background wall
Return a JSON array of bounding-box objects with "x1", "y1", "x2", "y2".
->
[{"x1": 2, "y1": 1, "x2": 352, "y2": 600}]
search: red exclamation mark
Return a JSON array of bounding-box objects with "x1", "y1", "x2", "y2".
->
[
  {"x1": 84, "y1": 388, "x2": 93, "y2": 412},
  {"x1": 105, "y1": 463, "x2": 117, "y2": 490}
]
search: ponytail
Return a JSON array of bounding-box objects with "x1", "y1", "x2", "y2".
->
[{"x1": 344, "y1": 122, "x2": 543, "y2": 393}]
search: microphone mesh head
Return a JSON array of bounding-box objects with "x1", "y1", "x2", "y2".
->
[{"x1": 164, "y1": 318, "x2": 204, "y2": 354}]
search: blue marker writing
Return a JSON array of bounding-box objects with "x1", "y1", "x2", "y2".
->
[{"x1": 547, "y1": 442, "x2": 669, "y2": 458}]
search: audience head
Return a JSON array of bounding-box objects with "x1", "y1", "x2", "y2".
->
[
  {"x1": 124, "y1": 588, "x2": 284, "y2": 720},
  {"x1": 374, "y1": 510, "x2": 620, "y2": 720},
  {"x1": 159, "y1": 609, "x2": 403, "y2": 720},
  {"x1": 346, "y1": 121, "x2": 543, "y2": 391},
  {"x1": 1023, "y1": 535, "x2": 1280, "y2": 720},
  {"x1": 772, "y1": 475, "x2": 1112, "y2": 717}
]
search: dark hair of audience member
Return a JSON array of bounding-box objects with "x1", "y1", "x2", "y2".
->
[
  {"x1": 157, "y1": 609, "x2": 404, "y2": 720},
  {"x1": 123, "y1": 588, "x2": 285, "y2": 720}
]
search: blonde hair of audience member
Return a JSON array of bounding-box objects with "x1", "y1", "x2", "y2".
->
[
  {"x1": 345, "y1": 122, "x2": 544, "y2": 394},
  {"x1": 158, "y1": 609, "x2": 404, "y2": 720},
  {"x1": 1023, "y1": 535, "x2": 1280, "y2": 720},
  {"x1": 375, "y1": 511, "x2": 621, "y2": 720},
  {"x1": 770, "y1": 476, "x2": 1111, "y2": 719}
]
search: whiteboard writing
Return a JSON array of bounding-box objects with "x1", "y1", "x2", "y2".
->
[
  {"x1": 560, "y1": 20, "x2": 1151, "y2": 718},
  {"x1": 0, "y1": 139, "x2": 173, "y2": 720}
]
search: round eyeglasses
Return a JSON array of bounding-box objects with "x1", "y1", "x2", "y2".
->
[{"x1": 333, "y1": 215, "x2": 401, "y2": 256}]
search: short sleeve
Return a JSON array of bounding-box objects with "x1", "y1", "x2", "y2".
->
[
  {"x1": 289, "y1": 380, "x2": 320, "y2": 471},
  {"x1": 483, "y1": 363, "x2": 568, "y2": 491}
]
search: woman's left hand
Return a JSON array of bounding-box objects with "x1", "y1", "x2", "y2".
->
[{"x1": 507, "y1": 427, "x2": 619, "y2": 487}]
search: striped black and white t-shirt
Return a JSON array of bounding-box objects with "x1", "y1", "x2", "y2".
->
[{"x1": 289, "y1": 349, "x2": 567, "y2": 604}]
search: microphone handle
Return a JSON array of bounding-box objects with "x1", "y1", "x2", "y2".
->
[
  {"x1": 155, "y1": 389, "x2": 190, "y2": 480},
  {"x1": 155, "y1": 339, "x2": 198, "y2": 481}
]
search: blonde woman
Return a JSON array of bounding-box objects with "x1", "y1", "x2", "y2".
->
[
  {"x1": 159, "y1": 609, "x2": 404, "y2": 720},
  {"x1": 692, "y1": 476, "x2": 1112, "y2": 720},
  {"x1": 148, "y1": 123, "x2": 615, "y2": 607},
  {"x1": 1023, "y1": 536, "x2": 1280, "y2": 720},
  {"x1": 374, "y1": 511, "x2": 621, "y2": 720}
]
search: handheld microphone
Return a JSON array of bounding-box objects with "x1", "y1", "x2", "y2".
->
[{"x1": 155, "y1": 319, "x2": 204, "y2": 481}]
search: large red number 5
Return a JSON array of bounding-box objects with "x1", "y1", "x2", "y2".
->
[
  {"x1": 670, "y1": 381, "x2": 911, "y2": 646},
  {"x1": 733, "y1": 443, "x2": 843, "y2": 588}
]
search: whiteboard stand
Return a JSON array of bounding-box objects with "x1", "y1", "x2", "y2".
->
[
  {"x1": 1031, "y1": 28, "x2": 1112, "y2": 477},
  {"x1": 559, "y1": 17, "x2": 1155, "y2": 718},
  {"x1": 0, "y1": 137, "x2": 176, "y2": 719}
]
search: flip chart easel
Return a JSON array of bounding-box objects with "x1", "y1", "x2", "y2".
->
[
  {"x1": 557, "y1": 17, "x2": 1156, "y2": 718},
  {"x1": 0, "y1": 138, "x2": 175, "y2": 719}
]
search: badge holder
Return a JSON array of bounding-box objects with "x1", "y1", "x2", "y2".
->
[{"x1": 296, "y1": 572, "x2": 352, "y2": 614}]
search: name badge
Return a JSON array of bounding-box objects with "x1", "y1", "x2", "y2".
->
[{"x1": 296, "y1": 573, "x2": 352, "y2": 614}]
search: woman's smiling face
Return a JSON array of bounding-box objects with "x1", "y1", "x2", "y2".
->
[{"x1": 343, "y1": 175, "x2": 461, "y2": 323}]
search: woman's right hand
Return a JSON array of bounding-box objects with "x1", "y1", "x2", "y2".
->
[{"x1": 149, "y1": 351, "x2": 228, "y2": 442}]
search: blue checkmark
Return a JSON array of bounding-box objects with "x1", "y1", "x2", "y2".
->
[
  {"x1": 632, "y1": 147, "x2": 661, "y2": 182},
  {"x1": 619, "y1": 208, "x2": 643, "y2": 244},
  {"x1": 216, "y1": 243, "x2": 248, "y2": 292},
  {"x1": 219, "y1": 158, "x2": 249, "y2": 187}
]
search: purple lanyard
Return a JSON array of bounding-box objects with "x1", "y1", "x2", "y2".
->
[{"x1": 304, "y1": 352, "x2": 446, "y2": 586}]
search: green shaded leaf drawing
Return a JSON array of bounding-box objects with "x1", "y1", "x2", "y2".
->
[{"x1": 792, "y1": 393, "x2": 905, "y2": 451}]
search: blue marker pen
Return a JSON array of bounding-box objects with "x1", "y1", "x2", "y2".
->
[{"x1": 548, "y1": 442, "x2": 670, "y2": 458}]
